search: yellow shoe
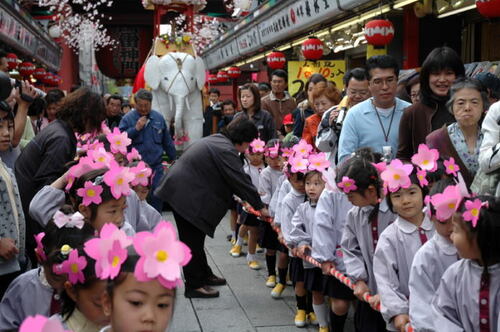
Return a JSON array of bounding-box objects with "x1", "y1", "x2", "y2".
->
[
  {"x1": 230, "y1": 244, "x2": 242, "y2": 257},
  {"x1": 319, "y1": 326, "x2": 329, "y2": 332},
  {"x1": 265, "y1": 275, "x2": 276, "y2": 288},
  {"x1": 248, "y1": 261, "x2": 261, "y2": 270},
  {"x1": 271, "y1": 283, "x2": 285, "y2": 298},
  {"x1": 230, "y1": 238, "x2": 236, "y2": 245},
  {"x1": 256, "y1": 244, "x2": 263, "y2": 253},
  {"x1": 294, "y1": 309, "x2": 307, "y2": 327},
  {"x1": 308, "y1": 312, "x2": 318, "y2": 325}
]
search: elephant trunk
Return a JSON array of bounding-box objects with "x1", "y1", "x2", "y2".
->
[{"x1": 173, "y1": 94, "x2": 186, "y2": 138}]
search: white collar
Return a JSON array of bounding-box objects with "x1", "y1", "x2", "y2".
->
[
  {"x1": 434, "y1": 233, "x2": 457, "y2": 256},
  {"x1": 395, "y1": 214, "x2": 433, "y2": 234},
  {"x1": 360, "y1": 198, "x2": 390, "y2": 222},
  {"x1": 38, "y1": 266, "x2": 54, "y2": 290}
]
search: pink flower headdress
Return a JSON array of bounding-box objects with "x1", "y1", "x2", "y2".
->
[
  {"x1": 429, "y1": 185, "x2": 463, "y2": 221},
  {"x1": 371, "y1": 162, "x2": 387, "y2": 174},
  {"x1": 133, "y1": 221, "x2": 192, "y2": 289},
  {"x1": 19, "y1": 315, "x2": 71, "y2": 332},
  {"x1": 292, "y1": 139, "x2": 313, "y2": 158},
  {"x1": 76, "y1": 181, "x2": 104, "y2": 206},
  {"x1": 103, "y1": 165, "x2": 135, "y2": 199},
  {"x1": 249, "y1": 138, "x2": 265, "y2": 153},
  {"x1": 463, "y1": 199, "x2": 488, "y2": 228},
  {"x1": 84, "y1": 223, "x2": 132, "y2": 280},
  {"x1": 127, "y1": 148, "x2": 142, "y2": 163},
  {"x1": 416, "y1": 169, "x2": 429, "y2": 187},
  {"x1": 88, "y1": 147, "x2": 113, "y2": 168},
  {"x1": 288, "y1": 154, "x2": 309, "y2": 174},
  {"x1": 101, "y1": 121, "x2": 112, "y2": 135},
  {"x1": 281, "y1": 147, "x2": 293, "y2": 159},
  {"x1": 66, "y1": 156, "x2": 102, "y2": 191},
  {"x1": 34, "y1": 232, "x2": 46, "y2": 262},
  {"x1": 411, "y1": 144, "x2": 439, "y2": 172},
  {"x1": 444, "y1": 157, "x2": 460, "y2": 177},
  {"x1": 53, "y1": 249, "x2": 88, "y2": 284},
  {"x1": 337, "y1": 176, "x2": 357, "y2": 193},
  {"x1": 265, "y1": 142, "x2": 280, "y2": 158},
  {"x1": 53, "y1": 211, "x2": 85, "y2": 229},
  {"x1": 107, "y1": 128, "x2": 131, "y2": 155},
  {"x1": 308, "y1": 152, "x2": 330, "y2": 173},
  {"x1": 130, "y1": 161, "x2": 152, "y2": 187},
  {"x1": 380, "y1": 159, "x2": 414, "y2": 193}
]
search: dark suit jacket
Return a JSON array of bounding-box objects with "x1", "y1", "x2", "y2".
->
[{"x1": 155, "y1": 134, "x2": 264, "y2": 237}]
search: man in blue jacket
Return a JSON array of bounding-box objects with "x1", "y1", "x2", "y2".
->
[{"x1": 119, "y1": 89, "x2": 176, "y2": 211}]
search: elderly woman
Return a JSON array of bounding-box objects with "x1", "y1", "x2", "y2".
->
[{"x1": 426, "y1": 78, "x2": 489, "y2": 186}]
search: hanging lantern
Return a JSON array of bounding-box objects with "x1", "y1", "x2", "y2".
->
[
  {"x1": 33, "y1": 68, "x2": 47, "y2": 81},
  {"x1": 208, "y1": 74, "x2": 219, "y2": 84},
  {"x1": 217, "y1": 70, "x2": 229, "y2": 83},
  {"x1": 301, "y1": 37, "x2": 324, "y2": 61},
  {"x1": 18, "y1": 62, "x2": 36, "y2": 77},
  {"x1": 42, "y1": 73, "x2": 54, "y2": 85},
  {"x1": 364, "y1": 20, "x2": 395, "y2": 46},
  {"x1": 476, "y1": 0, "x2": 500, "y2": 18},
  {"x1": 5, "y1": 53, "x2": 18, "y2": 70},
  {"x1": 227, "y1": 66, "x2": 241, "y2": 79},
  {"x1": 51, "y1": 75, "x2": 61, "y2": 86},
  {"x1": 266, "y1": 51, "x2": 286, "y2": 70}
]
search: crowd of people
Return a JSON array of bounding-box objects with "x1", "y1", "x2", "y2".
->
[{"x1": 0, "y1": 45, "x2": 499, "y2": 332}]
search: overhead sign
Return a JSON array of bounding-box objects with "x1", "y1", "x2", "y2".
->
[{"x1": 287, "y1": 60, "x2": 346, "y2": 97}]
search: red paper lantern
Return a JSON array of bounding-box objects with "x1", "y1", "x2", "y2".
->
[
  {"x1": 476, "y1": 0, "x2": 500, "y2": 18},
  {"x1": 41, "y1": 73, "x2": 54, "y2": 85},
  {"x1": 208, "y1": 74, "x2": 219, "y2": 84},
  {"x1": 5, "y1": 53, "x2": 18, "y2": 70},
  {"x1": 52, "y1": 75, "x2": 61, "y2": 86},
  {"x1": 364, "y1": 20, "x2": 395, "y2": 46},
  {"x1": 266, "y1": 51, "x2": 286, "y2": 70},
  {"x1": 227, "y1": 66, "x2": 241, "y2": 79},
  {"x1": 301, "y1": 37, "x2": 324, "y2": 60},
  {"x1": 33, "y1": 68, "x2": 47, "y2": 81},
  {"x1": 217, "y1": 70, "x2": 229, "y2": 83},
  {"x1": 18, "y1": 62, "x2": 36, "y2": 77}
]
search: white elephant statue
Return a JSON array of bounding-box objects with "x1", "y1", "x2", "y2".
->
[{"x1": 144, "y1": 51, "x2": 205, "y2": 149}]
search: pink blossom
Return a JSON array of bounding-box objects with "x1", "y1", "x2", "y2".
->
[
  {"x1": 130, "y1": 161, "x2": 152, "y2": 187},
  {"x1": 84, "y1": 223, "x2": 132, "y2": 279},
  {"x1": 107, "y1": 128, "x2": 131, "y2": 155},
  {"x1": 249, "y1": 138, "x2": 265, "y2": 153},
  {"x1": 288, "y1": 155, "x2": 309, "y2": 174},
  {"x1": 54, "y1": 249, "x2": 87, "y2": 284},
  {"x1": 308, "y1": 153, "x2": 330, "y2": 173},
  {"x1": 34, "y1": 232, "x2": 46, "y2": 262},
  {"x1": 416, "y1": 169, "x2": 429, "y2": 187},
  {"x1": 444, "y1": 157, "x2": 460, "y2": 177},
  {"x1": 380, "y1": 159, "x2": 414, "y2": 192},
  {"x1": 265, "y1": 142, "x2": 280, "y2": 158},
  {"x1": 292, "y1": 139, "x2": 313, "y2": 157},
  {"x1": 133, "y1": 221, "x2": 192, "y2": 289},
  {"x1": 430, "y1": 185, "x2": 463, "y2": 221},
  {"x1": 281, "y1": 147, "x2": 293, "y2": 158},
  {"x1": 127, "y1": 148, "x2": 142, "y2": 162},
  {"x1": 101, "y1": 121, "x2": 112, "y2": 135},
  {"x1": 103, "y1": 166, "x2": 135, "y2": 199},
  {"x1": 371, "y1": 162, "x2": 387, "y2": 174},
  {"x1": 411, "y1": 144, "x2": 439, "y2": 172},
  {"x1": 337, "y1": 176, "x2": 358, "y2": 193},
  {"x1": 76, "y1": 181, "x2": 103, "y2": 206},
  {"x1": 463, "y1": 199, "x2": 482, "y2": 228},
  {"x1": 88, "y1": 147, "x2": 113, "y2": 168},
  {"x1": 19, "y1": 315, "x2": 71, "y2": 332}
]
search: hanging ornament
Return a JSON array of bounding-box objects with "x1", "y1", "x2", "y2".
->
[
  {"x1": 42, "y1": 73, "x2": 54, "y2": 85},
  {"x1": 227, "y1": 66, "x2": 241, "y2": 79},
  {"x1": 476, "y1": 0, "x2": 500, "y2": 18},
  {"x1": 18, "y1": 62, "x2": 36, "y2": 77},
  {"x1": 33, "y1": 68, "x2": 47, "y2": 81},
  {"x1": 266, "y1": 51, "x2": 286, "y2": 70},
  {"x1": 364, "y1": 20, "x2": 394, "y2": 46},
  {"x1": 217, "y1": 70, "x2": 229, "y2": 83},
  {"x1": 208, "y1": 74, "x2": 219, "y2": 84},
  {"x1": 5, "y1": 53, "x2": 18, "y2": 70},
  {"x1": 301, "y1": 37, "x2": 324, "y2": 61}
]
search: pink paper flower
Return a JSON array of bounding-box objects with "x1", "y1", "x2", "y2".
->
[
  {"x1": 416, "y1": 169, "x2": 429, "y2": 187},
  {"x1": 130, "y1": 161, "x2": 152, "y2": 187},
  {"x1": 371, "y1": 162, "x2": 387, "y2": 174},
  {"x1": 88, "y1": 147, "x2": 113, "y2": 168},
  {"x1": 288, "y1": 154, "x2": 309, "y2": 174},
  {"x1": 34, "y1": 232, "x2": 46, "y2": 262},
  {"x1": 430, "y1": 185, "x2": 463, "y2": 221},
  {"x1": 84, "y1": 223, "x2": 132, "y2": 279},
  {"x1": 463, "y1": 199, "x2": 483, "y2": 228},
  {"x1": 337, "y1": 176, "x2": 358, "y2": 193},
  {"x1": 53, "y1": 211, "x2": 85, "y2": 229},
  {"x1": 249, "y1": 138, "x2": 265, "y2": 153},
  {"x1": 76, "y1": 181, "x2": 103, "y2": 206},
  {"x1": 101, "y1": 121, "x2": 112, "y2": 135},
  {"x1": 103, "y1": 166, "x2": 135, "y2": 199},
  {"x1": 308, "y1": 152, "x2": 330, "y2": 173},
  {"x1": 281, "y1": 147, "x2": 293, "y2": 158},
  {"x1": 127, "y1": 148, "x2": 142, "y2": 162},
  {"x1": 411, "y1": 144, "x2": 439, "y2": 172},
  {"x1": 66, "y1": 156, "x2": 101, "y2": 191},
  {"x1": 265, "y1": 142, "x2": 280, "y2": 158},
  {"x1": 444, "y1": 157, "x2": 460, "y2": 177},
  {"x1": 292, "y1": 139, "x2": 313, "y2": 157},
  {"x1": 107, "y1": 128, "x2": 131, "y2": 155},
  {"x1": 19, "y1": 315, "x2": 71, "y2": 332},
  {"x1": 133, "y1": 221, "x2": 192, "y2": 289},
  {"x1": 381, "y1": 159, "x2": 414, "y2": 192},
  {"x1": 54, "y1": 249, "x2": 87, "y2": 284}
]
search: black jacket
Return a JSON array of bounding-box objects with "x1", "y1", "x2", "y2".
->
[{"x1": 155, "y1": 134, "x2": 263, "y2": 237}]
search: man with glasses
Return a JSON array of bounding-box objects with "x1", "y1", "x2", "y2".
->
[{"x1": 338, "y1": 55, "x2": 411, "y2": 162}]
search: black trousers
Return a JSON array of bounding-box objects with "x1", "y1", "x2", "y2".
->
[
  {"x1": 354, "y1": 300, "x2": 388, "y2": 332},
  {"x1": 173, "y1": 210, "x2": 214, "y2": 290}
]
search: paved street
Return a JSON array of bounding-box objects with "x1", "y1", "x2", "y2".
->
[{"x1": 168, "y1": 212, "x2": 355, "y2": 332}]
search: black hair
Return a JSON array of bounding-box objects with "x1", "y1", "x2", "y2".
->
[
  {"x1": 281, "y1": 136, "x2": 300, "y2": 148},
  {"x1": 258, "y1": 82, "x2": 271, "y2": 92},
  {"x1": 107, "y1": 94, "x2": 123, "y2": 105},
  {"x1": 208, "y1": 88, "x2": 220, "y2": 96},
  {"x1": 344, "y1": 68, "x2": 368, "y2": 87},
  {"x1": 222, "y1": 99, "x2": 236, "y2": 109},
  {"x1": 419, "y1": 46, "x2": 465, "y2": 106},
  {"x1": 286, "y1": 166, "x2": 305, "y2": 181},
  {"x1": 28, "y1": 97, "x2": 46, "y2": 117},
  {"x1": 238, "y1": 83, "x2": 261, "y2": 112},
  {"x1": 271, "y1": 69, "x2": 288, "y2": 83},
  {"x1": 265, "y1": 138, "x2": 281, "y2": 148},
  {"x1": 365, "y1": 55, "x2": 400, "y2": 81},
  {"x1": 221, "y1": 116, "x2": 258, "y2": 144},
  {"x1": 386, "y1": 167, "x2": 430, "y2": 214},
  {"x1": 57, "y1": 87, "x2": 106, "y2": 134},
  {"x1": 45, "y1": 89, "x2": 65, "y2": 105},
  {"x1": 336, "y1": 148, "x2": 382, "y2": 197},
  {"x1": 0, "y1": 50, "x2": 6, "y2": 59}
]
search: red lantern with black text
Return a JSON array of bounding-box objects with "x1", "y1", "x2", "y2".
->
[
  {"x1": 266, "y1": 51, "x2": 286, "y2": 70},
  {"x1": 18, "y1": 62, "x2": 36, "y2": 77},
  {"x1": 301, "y1": 37, "x2": 324, "y2": 60},
  {"x1": 42, "y1": 73, "x2": 54, "y2": 85},
  {"x1": 208, "y1": 74, "x2": 219, "y2": 84},
  {"x1": 476, "y1": 0, "x2": 500, "y2": 17},
  {"x1": 227, "y1": 66, "x2": 241, "y2": 79},
  {"x1": 6, "y1": 53, "x2": 18, "y2": 70},
  {"x1": 364, "y1": 20, "x2": 394, "y2": 46},
  {"x1": 33, "y1": 68, "x2": 47, "y2": 81},
  {"x1": 51, "y1": 75, "x2": 61, "y2": 87},
  {"x1": 217, "y1": 70, "x2": 229, "y2": 83}
]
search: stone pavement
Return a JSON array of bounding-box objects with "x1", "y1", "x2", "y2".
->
[{"x1": 167, "y1": 212, "x2": 355, "y2": 332}]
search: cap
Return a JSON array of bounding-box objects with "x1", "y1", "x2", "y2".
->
[{"x1": 282, "y1": 113, "x2": 293, "y2": 125}]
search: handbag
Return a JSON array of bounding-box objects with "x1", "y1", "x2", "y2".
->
[{"x1": 471, "y1": 167, "x2": 500, "y2": 197}]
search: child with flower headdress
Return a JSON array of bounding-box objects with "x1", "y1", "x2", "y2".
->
[
  {"x1": 0, "y1": 206, "x2": 95, "y2": 331},
  {"x1": 432, "y1": 196, "x2": 500, "y2": 331}
]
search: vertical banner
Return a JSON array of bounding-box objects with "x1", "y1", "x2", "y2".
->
[{"x1": 287, "y1": 60, "x2": 346, "y2": 97}]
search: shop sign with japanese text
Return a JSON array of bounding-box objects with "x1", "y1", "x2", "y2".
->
[{"x1": 287, "y1": 60, "x2": 346, "y2": 96}]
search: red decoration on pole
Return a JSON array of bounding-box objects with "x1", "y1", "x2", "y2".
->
[
  {"x1": 5, "y1": 53, "x2": 18, "y2": 70},
  {"x1": 42, "y1": 73, "x2": 54, "y2": 85},
  {"x1": 18, "y1": 62, "x2": 36, "y2": 77},
  {"x1": 364, "y1": 20, "x2": 395, "y2": 46},
  {"x1": 33, "y1": 68, "x2": 47, "y2": 81},
  {"x1": 217, "y1": 70, "x2": 229, "y2": 83},
  {"x1": 227, "y1": 66, "x2": 241, "y2": 79},
  {"x1": 266, "y1": 51, "x2": 286, "y2": 70},
  {"x1": 208, "y1": 74, "x2": 219, "y2": 84},
  {"x1": 476, "y1": 0, "x2": 500, "y2": 18},
  {"x1": 301, "y1": 37, "x2": 324, "y2": 60}
]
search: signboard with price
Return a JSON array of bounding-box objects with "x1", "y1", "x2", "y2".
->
[{"x1": 287, "y1": 60, "x2": 346, "y2": 97}]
